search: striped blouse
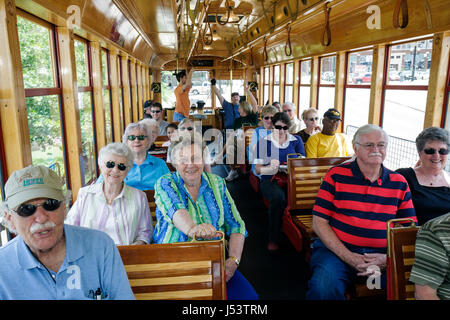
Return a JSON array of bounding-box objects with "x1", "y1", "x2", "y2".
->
[
  {"x1": 312, "y1": 160, "x2": 416, "y2": 251},
  {"x1": 152, "y1": 171, "x2": 247, "y2": 244},
  {"x1": 65, "y1": 183, "x2": 153, "y2": 245}
]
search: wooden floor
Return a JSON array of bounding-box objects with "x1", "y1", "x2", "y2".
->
[{"x1": 212, "y1": 165, "x2": 309, "y2": 300}]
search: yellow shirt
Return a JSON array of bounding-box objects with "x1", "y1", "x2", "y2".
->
[
  {"x1": 174, "y1": 84, "x2": 191, "y2": 117},
  {"x1": 305, "y1": 132, "x2": 353, "y2": 158}
]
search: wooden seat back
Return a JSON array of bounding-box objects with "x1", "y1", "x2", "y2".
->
[
  {"x1": 118, "y1": 237, "x2": 226, "y2": 300},
  {"x1": 287, "y1": 156, "x2": 352, "y2": 210},
  {"x1": 143, "y1": 190, "x2": 157, "y2": 227},
  {"x1": 154, "y1": 135, "x2": 169, "y2": 147},
  {"x1": 387, "y1": 218, "x2": 419, "y2": 300}
]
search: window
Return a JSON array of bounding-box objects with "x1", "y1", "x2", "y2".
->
[
  {"x1": 190, "y1": 71, "x2": 212, "y2": 108},
  {"x1": 382, "y1": 39, "x2": 433, "y2": 141},
  {"x1": 161, "y1": 71, "x2": 178, "y2": 109},
  {"x1": 273, "y1": 65, "x2": 280, "y2": 103},
  {"x1": 318, "y1": 55, "x2": 336, "y2": 117},
  {"x1": 344, "y1": 49, "x2": 373, "y2": 131},
  {"x1": 263, "y1": 67, "x2": 269, "y2": 105},
  {"x1": 101, "y1": 49, "x2": 114, "y2": 143},
  {"x1": 117, "y1": 57, "x2": 125, "y2": 132},
  {"x1": 298, "y1": 60, "x2": 311, "y2": 117},
  {"x1": 214, "y1": 79, "x2": 244, "y2": 107},
  {"x1": 17, "y1": 14, "x2": 68, "y2": 189},
  {"x1": 284, "y1": 63, "x2": 294, "y2": 104},
  {"x1": 74, "y1": 38, "x2": 97, "y2": 185}
]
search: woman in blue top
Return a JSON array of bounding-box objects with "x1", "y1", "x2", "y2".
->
[{"x1": 254, "y1": 112, "x2": 305, "y2": 251}]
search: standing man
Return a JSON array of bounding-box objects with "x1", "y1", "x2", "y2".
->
[
  {"x1": 306, "y1": 124, "x2": 417, "y2": 299},
  {"x1": 149, "y1": 102, "x2": 169, "y2": 135},
  {"x1": 305, "y1": 108, "x2": 353, "y2": 158},
  {"x1": 282, "y1": 102, "x2": 303, "y2": 134},
  {"x1": 211, "y1": 78, "x2": 240, "y2": 130},
  {"x1": 174, "y1": 69, "x2": 193, "y2": 122},
  {"x1": 0, "y1": 165, "x2": 135, "y2": 299}
]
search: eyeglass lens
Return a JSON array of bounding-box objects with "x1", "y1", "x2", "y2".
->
[
  {"x1": 105, "y1": 161, "x2": 127, "y2": 171},
  {"x1": 16, "y1": 199, "x2": 62, "y2": 217}
]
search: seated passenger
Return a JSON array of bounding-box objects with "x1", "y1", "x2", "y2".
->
[
  {"x1": 162, "y1": 122, "x2": 178, "y2": 147},
  {"x1": 232, "y1": 100, "x2": 259, "y2": 130},
  {"x1": 296, "y1": 108, "x2": 321, "y2": 144},
  {"x1": 305, "y1": 108, "x2": 353, "y2": 158},
  {"x1": 409, "y1": 212, "x2": 450, "y2": 300},
  {"x1": 66, "y1": 142, "x2": 152, "y2": 245},
  {"x1": 272, "y1": 101, "x2": 281, "y2": 112},
  {"x1": 282, "y1": 102, "x2": 303, "y2": 134},
  {"x1": 140, "y1": 118, "x2": 164, "y2": 154},
  {"x1": 306, "y1": 124, "x2": 417, "y2": 300},
  {"x1": 152, "y1": 131, "x2": 258, "y2": 300},
  {"x1": 0, "y1": 165, "x2": 134, "y2": 299},
  {"x1": 149, "y1": 102, "x2": 169, "y2": 135},
  {"x1": 254, "y1": 112, "x2": 305, "y2": 251},
  {"x1": 396, "y1": 127, "x2": 450, "y2": 225},
  {"x1": 99, "y1": 121, "x2": 170, "y2": 190}
]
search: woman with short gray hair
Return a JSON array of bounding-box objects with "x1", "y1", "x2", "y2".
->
[
  {"x1": 66, "y1": 142, "x2": 153, "y2": 245},
  {"x1": 396, "y1": 126, "x2": 450, "y2": 225}
]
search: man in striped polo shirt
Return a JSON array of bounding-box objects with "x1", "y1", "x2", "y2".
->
[
  {"x1": 410, "y1": 212, "x2": 450, "y2": 300},
  {"x1": 306, "y1": 124, "x2": 417, "y2": 300}
]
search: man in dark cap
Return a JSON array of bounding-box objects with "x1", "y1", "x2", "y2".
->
[
  {"x1": 305, "y1": 108, "x2": 353, "y2": 158},
  {"x1": 143, "y1": 100, "x2": 153, "y2": 119}
]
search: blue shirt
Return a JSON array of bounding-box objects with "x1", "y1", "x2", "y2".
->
[
  {"x1": 222, "y1": 99, "x2": 240, "y2": 129},
  {"x1": 98, "y1": 153, "x2": 170, "y2": 191},
  {"x1": 249, "y1": 127, "x2": 271, "y2": 177},
  {"x1": 0, "y1": 225, "x2": 135, "y2": 300}
]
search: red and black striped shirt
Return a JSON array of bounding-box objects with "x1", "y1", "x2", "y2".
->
[{"x1": 312, "y1": 160, "x2": 417, "y2": 252}]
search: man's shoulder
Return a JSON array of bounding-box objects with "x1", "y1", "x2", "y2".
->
[
  {"x1": 420, "y1": 212, "x2": 450, "y2": 234},
  {"x1": 66, "y1": 224, "x2": 114, "y2": 244}
]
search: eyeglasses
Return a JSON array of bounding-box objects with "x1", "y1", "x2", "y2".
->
[
  {"x1": 263, "y1": 116, "x2": 273, "y2": 120},
  {"x1": 356, "y1": 142, "x2": 387, "y2": 150},
  {"x1": 179, "y1": 127, "x2": 194, "y2": 131},
  {"x1": 283, "y1": 109, "x2": 293, "y2": 113},
  {"x1": 15, "y1": 199, "x2": 62, "y2": 217},
  {"x1": 150, "y1": 110, "x2": 161, "y2": 113},
  {"x1": 105, "y1": 161, "x2": 127, "y2": 171},
  {"x1": 127, "y1": 135, "x2": 147, "y2": 141},
  {"x1": 423, "y1": 148, "x2": 449, "y2": 155},
  {"x1": 274, "y1": 125, "x2": 289, "y2": 131},
  {"x1": 308, "y1": 117, "x2": 319, "y2": 121}
]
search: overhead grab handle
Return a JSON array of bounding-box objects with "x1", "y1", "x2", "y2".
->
[
  {"x1": 393, "y1": 0, "x2": 408, "y2": 29},
  {"x1": 263, "y1": 37, "x2": 268, "y2": 62},
  {"x1": 321, "y1": 2, "x2": 331, "y2": 47},
  {"x1": 285, "y1": 24, "x2": 292, "y2": 56}
]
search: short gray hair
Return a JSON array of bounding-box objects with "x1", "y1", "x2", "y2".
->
[
  {"x1": 415, "y1": 127, "x2": 450, "y2": 152},
  {"x1": 98, "y1": 142, "x2": 134, "y2": 169},
  {"x1": 122, "y1": 122, "x2": 152, "y2": 149},
  {"x1": 352, "y1": 124, "x2": 389, "y2": 146},
  {"x1": 169, "y1": 131, "x2": 207, "y2": 165},
  {"x1": 139, "y1": 118, "x2": 160, "y2": 135}
]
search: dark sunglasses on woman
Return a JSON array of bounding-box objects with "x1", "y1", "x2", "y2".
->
[
  {"x1": 180, "y1": 127, "x2": 193, "y2": 131},
  {"x1": 15, "y1": 199, "x2": 62, "y2": 217},
  {"x1": 308, "y1": 117, "x2": 319, "y2": 121},
  {"x1": 127, "y1": 135, "x2": 147, "y2": 141},
  {"x1": 423, "y1": 148, "x2": 449, "y2": 155},
  {"x1": 263, "y1": 116, "x2": 273, "y2": 120},
  {"x1": 274, "y1": 125, "x2": 289, "y2": 131},
  {"x1": 105, "y1": 161, "x2": 127, "y2": 171}
]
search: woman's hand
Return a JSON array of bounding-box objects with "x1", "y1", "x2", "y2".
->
[
  {"x1": 225, "y1": 258, "x2": 238, "y2": 282},
  {"x1": 187, "y1": 223, "x2": 220, "y2": 240}
]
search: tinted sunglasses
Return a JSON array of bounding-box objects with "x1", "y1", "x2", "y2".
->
[
  {"x1": 127, "y1": 135, "x2": 147, "y2": 141},
  {"x1": 105, "y1": 161, "x2": 127, "y2": 171},
  {"x1": 263, "y1": 116, "x2": 273, "y2": 120},
  {"x1": 274, "y1": 125, "x2": 289, "y2": 131},
  {"x1": 150, "y1": 110, "x2": 161, "y2": 113},
  {"x1": 423, "y1": 148, "x2": 449, "y2": 155},
  {"x1": 179, "y1": 127, "x2": 193, "y2": 131},
  {"x1": 308, "y1": 117, "x2": 319, "y2": 121},
  {"x1": 15, "y1": 199, "x2": 62, "y2": 217}
]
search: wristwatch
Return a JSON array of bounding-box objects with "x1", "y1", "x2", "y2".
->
[{"x1": 228, "y1": 255, "x2": 240, "y2": 267}]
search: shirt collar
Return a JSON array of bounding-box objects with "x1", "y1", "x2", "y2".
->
[
  {"x1": 350, "y1": 159, "x2": 388, "y2": 185},
  {"x1": 264, "y1": 132, "x2": 296, "y2": 148},
  {"x1": 89, "y1": 182, "x2": 126, "y2": 202}
]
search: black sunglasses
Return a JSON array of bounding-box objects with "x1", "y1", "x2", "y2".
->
[
  {"x1": 15, "y1": 199, "x2": 62, "y2": 217},
  {"x1": 263, "y1": 116, "x2": 273, "y2": 120},
  {"x1": 150, "y1": 110, "x2": 161, "y2": 113},
  {"x1": 180, "y1": 127, "x2": 193, "y2": 131},
  {"x1": 105, "y1": 161, "x2": 127, "y2": 171},
  {"x1": 423, "y1": 148, "x2": 449, "y2": 155},
  {"x1": 308, "y1": 117, "x2": 319, "y2": 121},
  {"x1": 274, "y1": 125, "x2": 289, "y2": 131},
  {"x1": 127, "y1": 135, "x2": 147, "y2": 141}
]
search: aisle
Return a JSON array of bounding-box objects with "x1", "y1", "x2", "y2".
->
[{"x1": 213, "y1": 165, "x2": 309, "y2": 300}]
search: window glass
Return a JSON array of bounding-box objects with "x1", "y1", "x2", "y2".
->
[
  {"x1": 101, "y1": 50, "x2": 108, "y2": 86},
  {"x1": 285, "y1": 63, "x2": 293, "y2": 84},
  {"x1": 103, "y1": 89, "x2": 113, "y2": 144},
  {"x1": 74, "y1": 40, "x2": 88, "y2": 87},
  {"x1": 318, "y1": 87, "x2": 335, "y2": 118},
  {"x1": 320, "y1": 56, "x2": 336, "y2": 84},
  {"x1": 343, "y1": 88, "x2": 370, "y2": 129},
  {"x1": 347, "y1": 50, "x2": 373, "y2": 85},
  {"x1": 161, "y1": 71, "x2": 178, "y2": 109},
  {"x1": 387, "y1": 39, "x2": 433, "y2": 86},
  {"x1": 214, "y1": 80, "x2": 244, "y2": 107},
  {"x1": 301, "y1": 60, "x2": 311, "y2": 84},
  {"x1": 17, "y1": 16, "x2": 55, "y2": 88},
  {"x1": 273, "y1": 85, "x2": 280, "y2": 103},
  {"x1": 78, "y1": 92, "x2": 96, "y2": 185},
  {"x1": 274, "y1": 65, "x2": 280, "y2": 84},
  {"x1": 299, "y1": 86, "x2": 310, "y2": 112},
  {"x1": 284, "y1": 86, "x2": 293, "y2": 103},
  {"x1": 190, "y1": 71, "x2": 211, "y2": 108},
  {"x1": 264, "y1": 85, "x2": 269, "y2": 105}
]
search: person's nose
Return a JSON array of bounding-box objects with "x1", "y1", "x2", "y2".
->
[{"x1": 33, "y1": 206, "x2": 50, "y2": 223}]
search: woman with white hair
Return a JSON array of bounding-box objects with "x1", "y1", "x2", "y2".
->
[{"x1": 66, "y1": 142, "x2": 153, "y2": 245}]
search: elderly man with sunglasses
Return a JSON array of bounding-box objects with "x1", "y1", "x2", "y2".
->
[
  {"x1": 0, "y1": 165, "x2": 135, "y2": 299},
  {"x1": 66, "y1": 142, "x2": 153, "y2": 246},
  {"x1": 149, "y1": 102, "x2": 169, "y2": 136},
  {"x1": 306, "y1": 124, "x2": 417, "y2": 300}
]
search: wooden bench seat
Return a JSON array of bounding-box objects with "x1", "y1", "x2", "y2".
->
[
  {"x1": 143, "y1": 190, "x2": 157, "y2": 227},
  {"x1": 118, "y1": 236, "x2": 226, "y2": 300}
]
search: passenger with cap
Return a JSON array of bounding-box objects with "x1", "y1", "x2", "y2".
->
[
  {"x1": 173, "y1": 69, "x2": 193, "y2": 122},
  {"x1": 0, "y1": 165, "x2": 134, "y2": 300},
  {"x1": 305, "y1": 108, "x2": 353, "y2": 158},
  {"x1": 143, "y1": 100, "x2": 153, "y2": 119}
]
